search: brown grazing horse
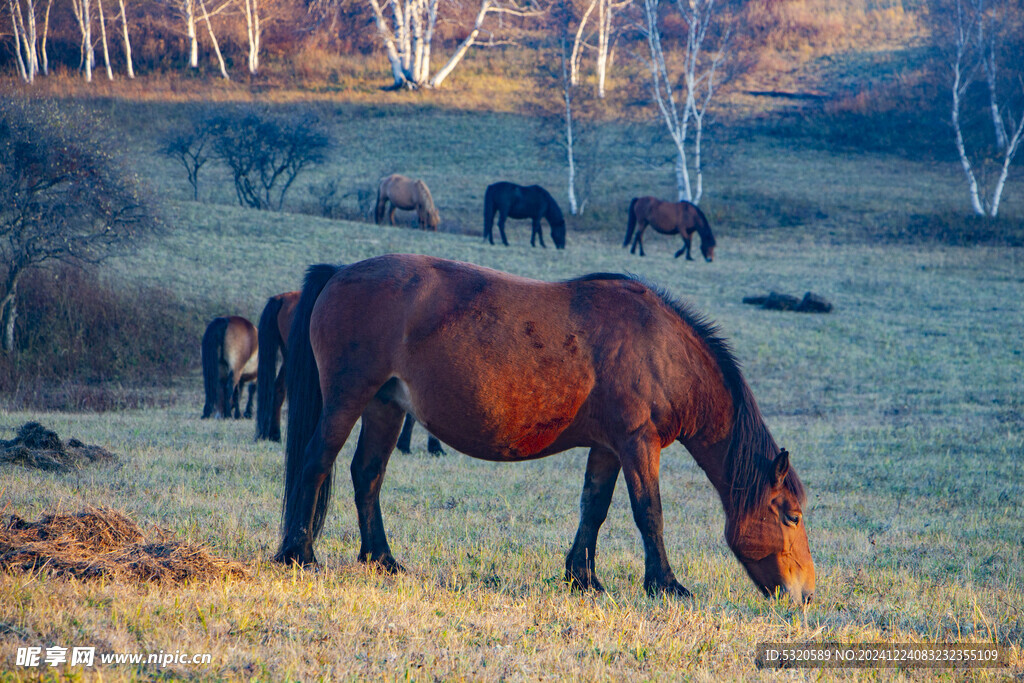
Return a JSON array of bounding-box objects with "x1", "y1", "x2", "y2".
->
[
  {"x1": 624, "y1": 196, "x2": 716, "y2": 261},
  {"x1": 375, "y1": 174, "x2": 440, "y2": 231},
  {"x1": 254, "y1": 291, "x2": 443, "y2": 452},
  {"x1": 201, "y1": 316, "x2": 258, "y2": 420},
  {"x1": 255, "y1": 291, "x2": 301, "y2": 441},
  {"x1": 273, "y1": 255, "x2": 814, "y2": 604}
]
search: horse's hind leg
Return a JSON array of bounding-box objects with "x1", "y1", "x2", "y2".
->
[
  {"x1": 374, "y1": 195, "x2": 387, "y2": 224},
  {"x1": 619, "y1": 434, "x2": 690, "y2": 597},
  {"x1": 565, "y1": 446, "x2": 620, "y2": 592},
  {"x1": 243, "y1": 382, "x2": 256, "y2": 419},
  {"x1": 396, "y1": 413, "x2": 415, "y2": 454},
  {"x1": 271, "y1": 364, "x2": 286, "y2": 441},
  {"x1": 427, "y1": 434, "x2": 445, "y2": 456},
  {"x1": 351, "y1": 396, "x2": 406, "y2": 572},
  {"x1": 631, "y1": 222, "x2": 646, "y2": 256},
  {"x1": 388, "y1": 205, "x2": 397, "y2": 226}
]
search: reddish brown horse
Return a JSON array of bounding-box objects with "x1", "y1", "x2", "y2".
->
[
  {"x1": 255, "y1": 290, "x2": 443, "y2": 452},
  {"x1": 255, "y1": 291, "x2": 301, "y2": 441},
  {"x1": 624, "y1": 196, "x2": 716, "y2": 261},
  {"x1": 201, "y1": 316, "x2": 258, "y2": 420},
  {"x1": 274, "y1": 255, "x2": 814, "y2": 604}
]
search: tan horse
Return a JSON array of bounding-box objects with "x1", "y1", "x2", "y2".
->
[
  {"x1": 375, "y1": 174, "x2": 440, "y2": 231},
  {"x1": 201, "y1": 316, "x2": 258, "y2": 419}
]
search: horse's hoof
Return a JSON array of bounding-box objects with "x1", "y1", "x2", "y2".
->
[
  {"x1": 360, "y1": 553, "x2": 405, "y2": 574},
  {"x1": 565, "y1": 569, "x2": 605, "y2": 593},
  {"x1": 644, "y1": 578, "x2": 692, "y2": 598},
  {"x1": 273, "y1": 547, "x2": 318, "y2": 568}
]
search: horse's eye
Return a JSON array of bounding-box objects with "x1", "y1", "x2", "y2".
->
[{"x1": 784, "y1": 512, "x2": 801, "y2": 527}]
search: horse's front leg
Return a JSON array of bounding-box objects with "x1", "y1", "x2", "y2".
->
[
  {"x1": 619, "y1": 432, "x2": 690, "y2": 597},
  {"x1": 351, "y1": 396, "x2": 406, "y2": 572},
  {"x1": 566, "y1": 446, "x2": 620, "y2": 592},
  {"x1": 533, "y1": 217, "x2": 546, "y2": 248},
  {"x1": 675, "y1": 236, "x2": 693, "y2": 260}
]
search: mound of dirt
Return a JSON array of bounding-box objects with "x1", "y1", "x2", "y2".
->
[
  {"x1": 0, "y1": 507, "x2": 247, "y2": 583},
  {"x1": 0, "y1": 422, "x2": 118, "y2": 472},
  {"x1": 742, "y1": 291, "x2": 833, "y2": 313}
]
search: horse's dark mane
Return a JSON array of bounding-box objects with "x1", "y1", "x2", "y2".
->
[
  {"x1": 571, "y1": 271, "x2": 802, "y2": 513},
  {"x1": 692, "y1": 204, "x2": 716, "y2": 247}
]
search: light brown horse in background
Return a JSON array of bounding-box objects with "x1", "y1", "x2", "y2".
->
[
  {"x1": 274, "y1": 255, "x2": 814, "y2": 604},
  {"x1": 255, "y1": 291, "x2": 301, "y2": 441},
  {"x1": 201, "y1": 316, "x2": 258, "y2": 419},
  {"x1": 375, "y1": 174, "x2": 440, "y2": 231},
  {"x1": 624, "y1": 196, "x2": 716, "y2": 261}
]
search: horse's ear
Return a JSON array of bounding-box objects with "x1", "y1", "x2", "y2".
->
[{"x1": 772, "y1": 449, "x2": 790, "y2": 487}]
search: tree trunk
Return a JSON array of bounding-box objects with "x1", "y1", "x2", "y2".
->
[
  {"x1": 117, "y1": 0, "x2": 134, "y2": 78},
  {"x1": 560, "y1": 36, "x2": 578, "y2": 215},
  {"x1": 9, "y1": 0, "x2": 30, "y2": 82},
  {"x1": 40, "y1": 0, "x2": 52, "y2": 74},
  {"x1": 1, "y1": 268, "x2": 23, "y2": 354},
  {"x1": 198, "y1": 0, "x2": 229, "y2": 79},
  {"x1": 428, "y1": 0, "x2": 492, "y2": 88},
  {"x1": 184, "y1": 0, "x2": 198, "y2": 68},
  {"x1": 97, "y1": 0, "x2": 113, "y2": 80},
  {"x1": 570, "y1": 0, "x2": 597, "y2": 87}
]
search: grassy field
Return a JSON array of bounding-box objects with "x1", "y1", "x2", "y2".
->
[{"x1": 1, "y1": 98, "x2": 1023, "y2": 680}]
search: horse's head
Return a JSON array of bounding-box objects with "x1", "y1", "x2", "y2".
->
[
  {"x1": 552, "y1": 219, "x2": 567, "y2": 249},
  {"x1": 725, "y1": 449, "x2": 815, "y2": 605},
  {"x1": 700, "y1": 242, "x2": 715, "y2": 262},
  {"x1": 416, "y1": 180, "x2": 440, "y2": 231}
]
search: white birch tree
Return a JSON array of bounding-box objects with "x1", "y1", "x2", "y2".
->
[
  {"x1": 97, "y1": 0, "x2": 113, "y2": 79},
  {"x1": 639, "y1": 0, "x2": 729, "y2": 203},
  {"x1": 947, "y1": 0, "x2": 1023, "y2": 217},
  {"x1": 117, "y1": 0, "x2": 134, "y2": 78},
  {"x1": 241, "y1": 0, "x2": 260, "y2": 74},
  {"x1": 69, "y1": 0, "x2": 95, "y2": 81},
  {"x1": 366, "y1": 0, "x2": 540, "y2": 89}
]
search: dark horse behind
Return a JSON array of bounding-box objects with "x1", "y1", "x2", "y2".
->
[
  {"x1": 254, "y1": 290, "x2": 443, "y2": 453},
  {"x1": 484, "y1": 182, "x2": 566, "y2": 249},
  {"x1": 255, "y1": 291, "x2": 301, "y2": 441},
  {"x1": 201, "y1": 316, "x2": 258, "y2": 419},
  {"x1": 273, "y1": 254, "x2": 814, "y2": 604},
  {"x1": 624, "y1": 196, "x2": 716, "y2": 261}
]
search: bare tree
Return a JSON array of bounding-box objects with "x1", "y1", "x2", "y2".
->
[
  {"x1": 162, "y1": 120, "x2": 214, "y2": 200},
  {"x1": 7, "y1": 0, "x2": 43, "y2": 82},
  {"x1": 0, "y1": 100, "x2": 160, "y2": 353},
  {"x1": 97, "y1": 0, "x2": 114, "y2": 79},
  {"x1": 945, "y1": 0, "x2": 1024, "y2": 217},
  {"x1": 209, "y1": 109, "x2": 330, "y2": 210},
  {"x1": 568, "y1": 0, "x2": 631, "y2": 96},
  {"x1": 366, "y1": 0, "x2": 541, "y2": 89},
  {"x1": 639, "y1": 0, "x2": 730, "y2": 203}
]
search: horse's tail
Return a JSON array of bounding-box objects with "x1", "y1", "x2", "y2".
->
[
  {"x1": 483, "y1": 185, "x2": 495, "y2": 239},
  {"x1": 201, "y1": 317, "x2": 227, "y2": 417},
  {"x1": 374, "y1": 177, "x2": 386, "y2": 223},
  {"x1": 280, "y1": 264, "x2": 341, "y2": 548},
  {"x1": 255, "y1": 295, "x2": 284, "y2": 441},
  {"x1": 623, "y1": 197, "x2": 639, "y2": 247}
]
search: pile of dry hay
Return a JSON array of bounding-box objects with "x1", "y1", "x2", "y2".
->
[
  {"x1": 0, "y1": 422, "x2": 118, "y2": 472},
  {"x1": 0, "y1": 507, "x2": 247, "y2": 583}
]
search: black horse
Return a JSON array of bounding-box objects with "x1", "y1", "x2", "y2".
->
[{"x1": 484, "y1": 182, "x2": 566, "y2": 249}]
